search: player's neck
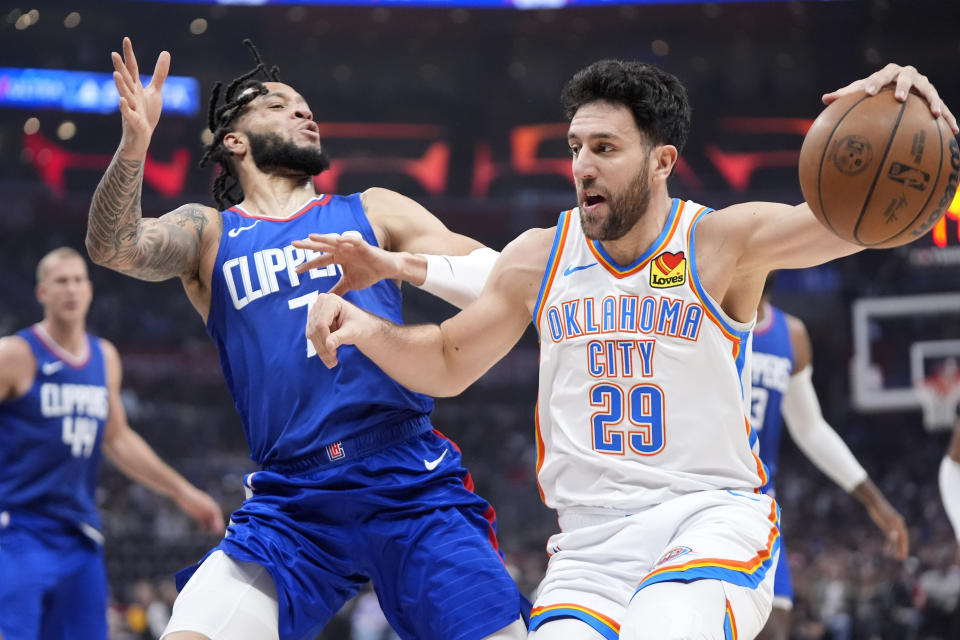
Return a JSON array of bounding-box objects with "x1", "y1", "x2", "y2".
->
[
  {"x1": 597, "y1": 193, "x2": 673, "y2": 267},
  {"x1": 37, "y1": 317, "x2": 86, "y2": 358},
  {"x1": 237, "y1": 174, "x2": 318, "y2": 219}
]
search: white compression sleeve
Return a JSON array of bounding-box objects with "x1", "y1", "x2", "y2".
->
[
  {"x1": 415, "y1": 247, "x2": 500, "y2": 309},
  {"x1": 781, "y1": 366, "x2": 868, "y2": 492},
  {"x1": 940, "y1": 455, "x2": 960, "y2": 541}
]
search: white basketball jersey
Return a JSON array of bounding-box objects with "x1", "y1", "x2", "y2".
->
[{"x1": 533, "y1": 198, "x2": 767, "y2": 512}]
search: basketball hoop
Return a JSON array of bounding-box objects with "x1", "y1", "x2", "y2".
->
[{"x1": 916, "y1": 359, "x2": 960, "y2": 431}]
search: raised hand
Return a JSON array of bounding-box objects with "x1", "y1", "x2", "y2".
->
[
  {"x1": 292, "y1": 233, "x2": 403, "y2": 296},
  {"x1": 822, "y1": 63, "x2": 958, "y2": 134},
  {"x1": 111, "y1": 37, "x2": 171, "y2": 156}
]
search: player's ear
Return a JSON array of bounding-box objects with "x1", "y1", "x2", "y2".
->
[
  {"x1": 652, "y1": 144, "x2": 678, "y2": 182},
  {"x1": 223, "y1": 131, "x2": 246, "y2": 156}
]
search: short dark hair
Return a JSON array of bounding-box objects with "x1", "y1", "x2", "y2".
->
[{"x1": 561, "y1": 60, "x2": 691, "y2": 153}]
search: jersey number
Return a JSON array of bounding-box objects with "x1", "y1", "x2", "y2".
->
[
  {"x1": 590, "y1": 383, "x2": 665, "y2": 455},
  {"x1": 288, "y1": 291, "x2": 321, "y2": 357},
  {"x1": 750, "y1": 387, "x2": 768, "y2": 432},
  {"x1": 62, "y1": 416, "x2": 98, "y2": 458}
]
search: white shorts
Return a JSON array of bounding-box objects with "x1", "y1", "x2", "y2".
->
[
  {"x1": 530, "y1": 490, "x2": 780, "y2": 640},
  {"x1": 160, "y1": 550, "x2": 279, "y2": 640}
]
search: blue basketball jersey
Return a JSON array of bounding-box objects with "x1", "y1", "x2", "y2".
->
[
  {"x1": 750, "y1": 305, "x2": 795, "y2": 494},
  {"x1": 207, "y1": 194, "x2": 433, "y2": 466},
  {"x1": 0, "y1": 327, "x2": 108, "y2": 534}
]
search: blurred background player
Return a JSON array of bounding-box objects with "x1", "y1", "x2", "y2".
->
[
  {"x1": 0, "y1": 247, "x2": 224, "y2": 640},
  {"x1": 751, "y1": 274, "x2": 908, "y2": 640},
  {"x1": 86, "y1": 39, "x2": 526, "y2": 640},
  {"x1": 940, "y1": 427, "x2": 960, "y2": 563}
]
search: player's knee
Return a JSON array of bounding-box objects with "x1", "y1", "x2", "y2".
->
[
  {"x1": 162, "y1": 633, "x2": 212, "y2": 640},
  {"x1": 621, "y1": 580, "x2": 729, "y2": 640}
]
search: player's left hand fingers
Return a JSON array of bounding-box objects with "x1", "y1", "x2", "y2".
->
[
  {"x1": 306, "y1": 294, "x2": 341, "y2": 367},
  {"x1": 122, "y1": 37, "x2": 141, "y2": 88},
  {"x1": 822, "y1": 80, "x2": 864, "y2": 105},
  {"x1": 291, "y1": 235, "x2": 340, "y2": 273},
  {"x1": 149, "y1": 50, "x2": 171, "y2": 91},
  {"x1": 823, "y1": 63, "x2": 907, "y2": 105},
  {"x1": 940, "y1": 102, "x2": 959, "y2": 135},
  {"x1": 293, "y1": 253, "x2": 335, "y2": 274}
]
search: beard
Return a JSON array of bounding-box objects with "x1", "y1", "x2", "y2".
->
[
  {"x1": 579, "y1": 162, "x2": 651, "y2": 242},
  {"x1": 246, "y1": 131, "x2": 330, "y2": 177}
]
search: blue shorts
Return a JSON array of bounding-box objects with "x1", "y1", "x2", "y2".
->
[
  {"x1": 178, "y1": 428, "x2": 528, "y2": 640},
  {"x1": 0, "y1": 514, "x2": 107, "y2": 640},
  {"x1": 772, "y1": 534, "x2": 794, "y2": 604}
]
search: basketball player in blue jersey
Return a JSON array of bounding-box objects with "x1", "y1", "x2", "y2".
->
[
  {"x1": 86, "y1": 38, "x2": 526, "y2": 640},
  {"x1": 305, "y1": 60, "x2": 955, "y2": 640},
  {"x1": 751, "y1": 275, "x2": 907, "y2": 640},
  {"x1": 0, "y1": 247, "x2": 224, "y2": 640}
]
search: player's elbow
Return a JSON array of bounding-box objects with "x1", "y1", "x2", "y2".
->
[
  {"x1": 407, "y1": 375, "x2": 468, "y2": 398},
  {"x1": 84, "y1": 233, "x2": 110, "y2": 266}
]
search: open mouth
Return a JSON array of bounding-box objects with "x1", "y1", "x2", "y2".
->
[{"x1": 582, "y1": 192, "x2": 606, "y2": 210}]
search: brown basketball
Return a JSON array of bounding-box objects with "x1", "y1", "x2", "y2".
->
[{"x1": 798, "y1": 87, "x2": 960, "y2": 248}]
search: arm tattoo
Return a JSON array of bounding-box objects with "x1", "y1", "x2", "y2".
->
[{"x1": 87, "y1": 153, "x2": 208, "y2": 281}]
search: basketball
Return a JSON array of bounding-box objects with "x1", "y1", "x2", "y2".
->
[{"x1": 799, "y1": 87, "x2": 960, "y2": 248}]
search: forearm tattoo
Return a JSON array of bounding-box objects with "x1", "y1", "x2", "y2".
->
[{"x1": 88, "y1": 154, "x2": 207, "y2": 281}]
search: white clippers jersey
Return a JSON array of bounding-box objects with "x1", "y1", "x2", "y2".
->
[{"x1": 533, "y1": 198, "x2": 767, "y2": 512}]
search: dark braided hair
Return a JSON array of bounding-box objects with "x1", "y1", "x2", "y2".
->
[{"x1": 200, "y1": 39, "x2": 281, "y2": 210}]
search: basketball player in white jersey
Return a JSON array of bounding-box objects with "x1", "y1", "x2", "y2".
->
[
  {"x1": 940, "y1": 426, "x2": 960, "y2": 561},
  {"x1": 301, "y1": 61, "x2": 955, "y2": 639}
]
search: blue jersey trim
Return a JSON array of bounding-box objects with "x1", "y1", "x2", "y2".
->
[
  {"x1": 589, "y1": 197, "x2": 681, "y2": 273},
  {"x1": 533, "y1": 210, "x2": 573, "y2": 341},
  {"x1": 723, "y1": 604, "x2": 736, "y2": 640}
]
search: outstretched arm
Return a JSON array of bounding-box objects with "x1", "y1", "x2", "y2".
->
[
  {"x1": 86, "y1": 37, "x2": 217, "y2": 282},
  {"x1": 100, "y1": 340, "x2": 224, "y2": 534},
  {"x1": 781, "y1": 315, "x2": 908, "y2": 559},
  {"x1": 291, "y1": 188, "x2": 498, "y2": 307},
  {"x1": 305, "y1": 227, "x2": 550, "y2": 396},
  {"x1": 699, "y1": 64, "x2": 957, "y2": 322}
]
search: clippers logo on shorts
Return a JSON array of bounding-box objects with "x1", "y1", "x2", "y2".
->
[
  {"x1": 656, "y1": 546, "x2": 693, "y2": 566},
  {"x1": 326, "y1": 441, "x2": 345, "y2": 461},
  {"x1": 650, "y1": 251, "x2": 686, "y2": 288}
]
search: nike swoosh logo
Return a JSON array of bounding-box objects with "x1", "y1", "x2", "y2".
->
[
  {"x1": 42, "y1": 361, "x2": 64, "y2": 375},
  {"x1": 423, "y1": 448, "x2": 448, "y2": 471},
  {"x1": 227, "y1": 220, "x2": 261, "y2": 237},
  {"x1": 563, "y1": 263, "x2": 597, "y2": 277}
]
